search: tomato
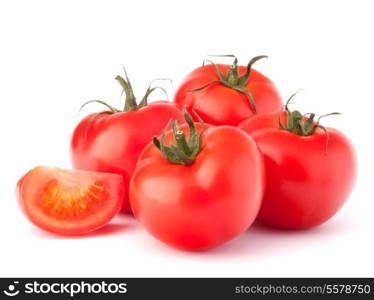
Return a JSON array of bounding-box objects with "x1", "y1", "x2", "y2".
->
[
  {"x1": 16, "y1": 166, "x2": 125, "y2": 235},
  {"x1": 129, "y1": 110, "x2": 265, "y2": 250},
  {"x1": 71, "y1": 72, "x2": 184, "y2": 213},
  {"x1": 239, "y1": 100, "x2": 357, "y2": 229},
  {"x1": 174, "y1": 55, "x2": 283, "y2": 126}
]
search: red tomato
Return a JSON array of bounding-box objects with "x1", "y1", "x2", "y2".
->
[
  {"x1": 71, "y1": 73, "x2": 184, "y2": 213},
  {"x1": 239, "y1": 107, "x2": 357, "y2": 229},
  {"x1": 129, "y1": 111, "x2": 265, "y2": 250},
  {"x1": 174, "y1": 55, "x2": 283, "y2": 126},
  {"x1": 16, "y1": 166, "x2": 125, "y2": 235}
]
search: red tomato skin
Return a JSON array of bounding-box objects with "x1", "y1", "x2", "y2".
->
[
  {"x1": 70, "y1": 102, "x2": 184, "y2": 213},
  {"x1": 240, "y1": 112, "x2": 357, "y2": 229},
  {"x1": 174, "y1": 64, "x2": 283, "y2": 126},
  {"x1": 16, "y1": 166, "x2": 125, "y2": 235},
  {"x1": 129, "y1": 124, "x2": 265, "y2": 250}
]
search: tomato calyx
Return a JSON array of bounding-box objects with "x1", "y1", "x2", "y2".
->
[
  {"x1": 189, "y1": 55, "x2": 268, "y2": 113},
  {"x1": 279, "y1": 92, "x2": 341, "y2": 153},
  {"x1": 79, "y1": 68, "x2": 170, "y2": 115},
  {"x1": 153, "y1": 107, "x2": 205, "y2": 165},
  {"x1": 279, "y1": 91, "x2": 341, "y2": 137}
]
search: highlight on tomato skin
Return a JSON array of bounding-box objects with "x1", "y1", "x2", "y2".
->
[{"x1": 16, "y1": 166, "x2": 125, "y2": 235}]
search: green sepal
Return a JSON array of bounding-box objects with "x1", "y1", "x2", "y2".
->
[
  {"x1": 79, "y1": 69, "x2": 171, "y2": 138},
  {"x1": 278, "y1": 92, "x2": 341, "y2": 153},
  {"x1": 138, "y1": 78, "x2": 171, "y2": 108},
  {"x1": 189, "y1": 55, "x2": 268, "y2": 113},
  {"x1": 152, "y1": 106, "x2": 205, "y2": 166}
]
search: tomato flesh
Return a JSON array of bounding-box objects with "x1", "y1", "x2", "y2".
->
[
  {"x1": 40, "y1": 179, "x2": 108, "y2": 219},
  {"x1": 17, "y1": 166, "x2": 125, "y2": 235}
]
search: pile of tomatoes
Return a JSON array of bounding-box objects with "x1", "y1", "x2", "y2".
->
[{"x1": 17, "y1": 56, "x2": 357, "y2": 251}]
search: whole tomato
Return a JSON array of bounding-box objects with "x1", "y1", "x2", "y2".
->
[
  {"x1": 174, "y1": 55, "x2": 283, "y2": 126},
  {"x1": 129, "y1": 109, "x2": 265, "y2": 250},
  {"x1": 71, "y1": 71, "x2": 184, "y2": 213},
  {"x1": 239, "y1": 95, "x2": 357, "y2": 229}
]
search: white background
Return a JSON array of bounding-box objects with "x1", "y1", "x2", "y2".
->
[{"x1": 1, "y1": 0, "x2": 373, "y2": 277}]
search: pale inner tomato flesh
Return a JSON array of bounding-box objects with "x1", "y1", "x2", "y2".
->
[{"x1": 41, "y1": 179, "x2": 109, "y2": 219}]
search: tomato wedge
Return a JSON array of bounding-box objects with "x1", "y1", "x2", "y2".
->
[{"x1": 16, "y1": 166, "x2": 125, "y2": 235}]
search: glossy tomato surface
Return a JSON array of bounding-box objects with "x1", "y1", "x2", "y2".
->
[
  {"x1": 16, "y1": 166, "x2": 125, "y2": 235},
  {"x1": 174, "y1": 64, "x2": 283, "y2": 126},
  {"x1": 71, "y1": 102, "x2": 184, "y2": 213},
  {"x1": 240, "y1": 112, "x2": 357, "y2": 229},
  {"x1": 129, "y1": 124, "x2": 265, "y2": 250}
]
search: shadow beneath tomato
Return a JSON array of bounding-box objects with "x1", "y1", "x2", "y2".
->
[
  {"x1": 79, "y1": 223, "x2": 132, "y2": 239},
  {"x1": 126, "y1": 214, "x2": 355, "y2": 258},
  {"x1": 29, "y1": 214, "x2": 138, "y2": 239},
  {"x1": 205, "y1": 215, "x2": 354, "y2": 258}
]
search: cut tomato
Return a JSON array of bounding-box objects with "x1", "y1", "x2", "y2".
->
[{"x1": 16, "y1": 166, "x2": 125, "y2": 235}]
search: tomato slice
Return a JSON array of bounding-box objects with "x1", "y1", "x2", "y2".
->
[{"x1": 16, "y1": 166, "x2": 125, "y2": 235}]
